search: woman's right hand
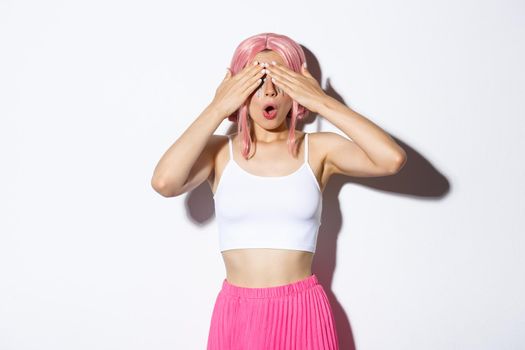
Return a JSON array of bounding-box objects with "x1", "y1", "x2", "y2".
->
[{"x1": 209, "y1": 60, "x2": 267, "y2": 118}]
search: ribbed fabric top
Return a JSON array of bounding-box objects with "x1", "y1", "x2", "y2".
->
[{"x1": 213, "y1": 133, "x2": 322, "y2": 253}]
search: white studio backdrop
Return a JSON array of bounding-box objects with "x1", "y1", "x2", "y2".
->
[{"x1": 1, "y1": 0, "x2": 524, "y2": 349}]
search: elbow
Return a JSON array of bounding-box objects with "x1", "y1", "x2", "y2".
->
[
  {"x1": 388, "y1": 152, "x2": 407, "y2": 174},
  {"x1": 151, "y1": 177, "x2": 177, "y2": 198}
]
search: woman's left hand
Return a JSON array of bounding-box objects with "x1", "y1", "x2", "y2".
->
[{"x1": 266, "y1": 61, "x2": 328, "y2": 114}]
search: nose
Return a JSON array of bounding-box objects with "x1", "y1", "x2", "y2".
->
[{"x1": 263, "y1": 75, "x2": 278, "y2": 97}]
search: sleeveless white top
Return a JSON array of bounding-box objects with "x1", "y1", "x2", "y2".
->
[{"x1": 213, "y1": 133, "x2": 322, "y2": 253}]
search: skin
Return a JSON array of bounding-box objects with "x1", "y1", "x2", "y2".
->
[
  {"x1": 215, "y1": 50, "x2": 318, "y2": 287},
  {"x1": 216, "y1": 130, "x2": 317, "y2": 288},
  {"x1": 151, "y1": 49, "x2": 407, "y2": 288},
  {"x1": 247, "y1": 50, "x2": 293, "y2": 141}
]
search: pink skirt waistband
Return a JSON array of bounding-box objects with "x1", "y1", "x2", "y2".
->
[{"x1": 220, "y1": 273, "x2": 319, "y2": 299}]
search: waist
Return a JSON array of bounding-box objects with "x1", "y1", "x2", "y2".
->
[
  {"x1": 220, "y1": 273, "x2": 319, "y2": 298},
  {"x1": 221, "y1": 248, "x2": 314, "y2": 288}
]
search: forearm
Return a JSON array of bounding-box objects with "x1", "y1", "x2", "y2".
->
[
  {"x1": 317, "y1": 95, "x2": 406, "y2": 168},
  {"x1": 151, "y1": 104, "x2": 224, "y2": 191}
]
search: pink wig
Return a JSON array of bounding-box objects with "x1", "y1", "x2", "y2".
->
[{"x1": 226, "y1": 32, "x2": 309, "y2": 159}]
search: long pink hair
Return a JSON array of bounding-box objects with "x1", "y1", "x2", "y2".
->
[{"x1": 226, "y1": 32, "x2": 309, "y2": 159}]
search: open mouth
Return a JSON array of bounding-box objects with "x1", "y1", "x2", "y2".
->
[{"x1": 262, "y1": 104, "x2": 278, "y2": 119}]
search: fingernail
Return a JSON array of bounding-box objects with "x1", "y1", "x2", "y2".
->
[
  {"x1": 253, "y1": 60, "x2": 259, "y2": 66},
  {"x1": 271, "y1": 61, "x2": 276, "y2": 65},
  {"x1": 303, "y1": 62, "x2": 307, "y2": 68}
]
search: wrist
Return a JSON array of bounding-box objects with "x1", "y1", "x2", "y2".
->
[
  {"x1": 315, "y1": 95, "x2": 337, "y2": 115},
  {"x1": 204, "y1": 103, "x2": 227, "y2": 123}
]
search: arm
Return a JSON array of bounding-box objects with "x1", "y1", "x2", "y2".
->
[
  {"x1": 152, "y1": 60, "x2": 265, "y2": 197},
  {"x1": 318, "y1": 96, "x2": 407, "y2": 178},
  {"x1": 151, "y1": 105, "x2": 225, "y2": 197},
  {"x1": 264, "y1": 60, "x2": 406, "y2": 178}
]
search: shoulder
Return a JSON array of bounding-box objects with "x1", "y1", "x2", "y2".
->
[
  {"x1": 306, "y1": 131, "x2": 332, "y2": 140},
  {"x1": 309, "y1": 131, "x2": 398, "y2": 177},
  {"x1": 206, "y1": 134, "x2": 233, "y2": 183},
  {"x1": 207, "y1": 133, "x2": 229, "y2": 151},
  {"x1": 306, "y1": 131, "x2": 356, "y2": 177},
  {"x1": 305, "y1": 131, "x2": 338, "y2": 159},
  {"x1": 210, "y1": 133, "x2": 233, "y2": 155},
  {"x1": 306, "y1": 131, "x2": 344, "y2": 151},
  {"x1": 204, "y1": 134, "x2": 235, "y2": 167},
  {"x1": 212, "y1": 132, "x2": 239, "y2": 145},
  {"x1": 223, "y1": 132, "x2": 237, "y2": 142},
  {"x1": 308, "y1": 130, "x2": 365, "y2": 159}
]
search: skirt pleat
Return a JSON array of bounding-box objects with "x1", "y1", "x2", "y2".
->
[{"x1": 206, "y1": 273, "x2": 339, "y2": 350}]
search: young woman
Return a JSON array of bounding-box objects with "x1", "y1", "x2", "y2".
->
[{"x1": 151, "y1": 32, "x2": 406, "y2": 350}]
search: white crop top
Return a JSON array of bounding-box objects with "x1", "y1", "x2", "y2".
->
[{"x1": 213, "y1": 133, "x2": 322, "y2": 253}]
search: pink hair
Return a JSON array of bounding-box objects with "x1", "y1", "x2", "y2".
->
[{"x1": 226, "y1": 32, "x2": 309, "y2": 159}]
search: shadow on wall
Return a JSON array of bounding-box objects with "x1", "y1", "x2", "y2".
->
[{"x1": 183, "y1": 46, "x2": 451, "y2": 350}]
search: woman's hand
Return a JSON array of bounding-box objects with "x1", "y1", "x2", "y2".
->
[
  {"x1": 266, "y1": 62, "x2": 328, "y2": 114},
  {"x1": 209, "y1": 60, "x2": 267, "y2": 118}
]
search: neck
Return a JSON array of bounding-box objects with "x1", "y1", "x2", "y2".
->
[{"x1": 250, "y1": 120, "x2": 290, "y2": 143}]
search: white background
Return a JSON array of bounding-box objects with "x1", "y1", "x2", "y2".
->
[{"x1": 1, "y1": 0, "x2": 524, "y2": 349}]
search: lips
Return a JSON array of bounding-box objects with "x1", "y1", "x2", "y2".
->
[
  {"x1": 262, "y1": 102, "x2": 277, "y2": 111},
  {"x1": 262, "y1": 102, "x2": 278, "y2": 119}
]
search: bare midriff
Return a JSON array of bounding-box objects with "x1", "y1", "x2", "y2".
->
[{"x1": 221, "y1": 248, "x2": 314, "y2": 288}]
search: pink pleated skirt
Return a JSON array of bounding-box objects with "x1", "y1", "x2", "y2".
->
[{"x1": 206, "y1": 273, "x2": 339, "y2": 350}]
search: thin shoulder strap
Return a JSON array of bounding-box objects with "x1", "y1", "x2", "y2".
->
[
  {"x1": 227, "y1": 135, "x2": 234, "y2": 161},
  {"x1": 304, "y1": 133, "x2": 309, "y2": 164}
]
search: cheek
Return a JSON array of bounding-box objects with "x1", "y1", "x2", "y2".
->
[{"x1": 284, "y1": 98, "x2": 293, "y2": 111}]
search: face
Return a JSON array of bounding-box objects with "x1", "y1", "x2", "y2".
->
[{"x1": 247, "y1": 50, "x2": 293, "y2": 130}]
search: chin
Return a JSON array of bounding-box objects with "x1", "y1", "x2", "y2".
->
[{"x1": 251, "y1": 114, "x2": 283, "y2": 127}]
